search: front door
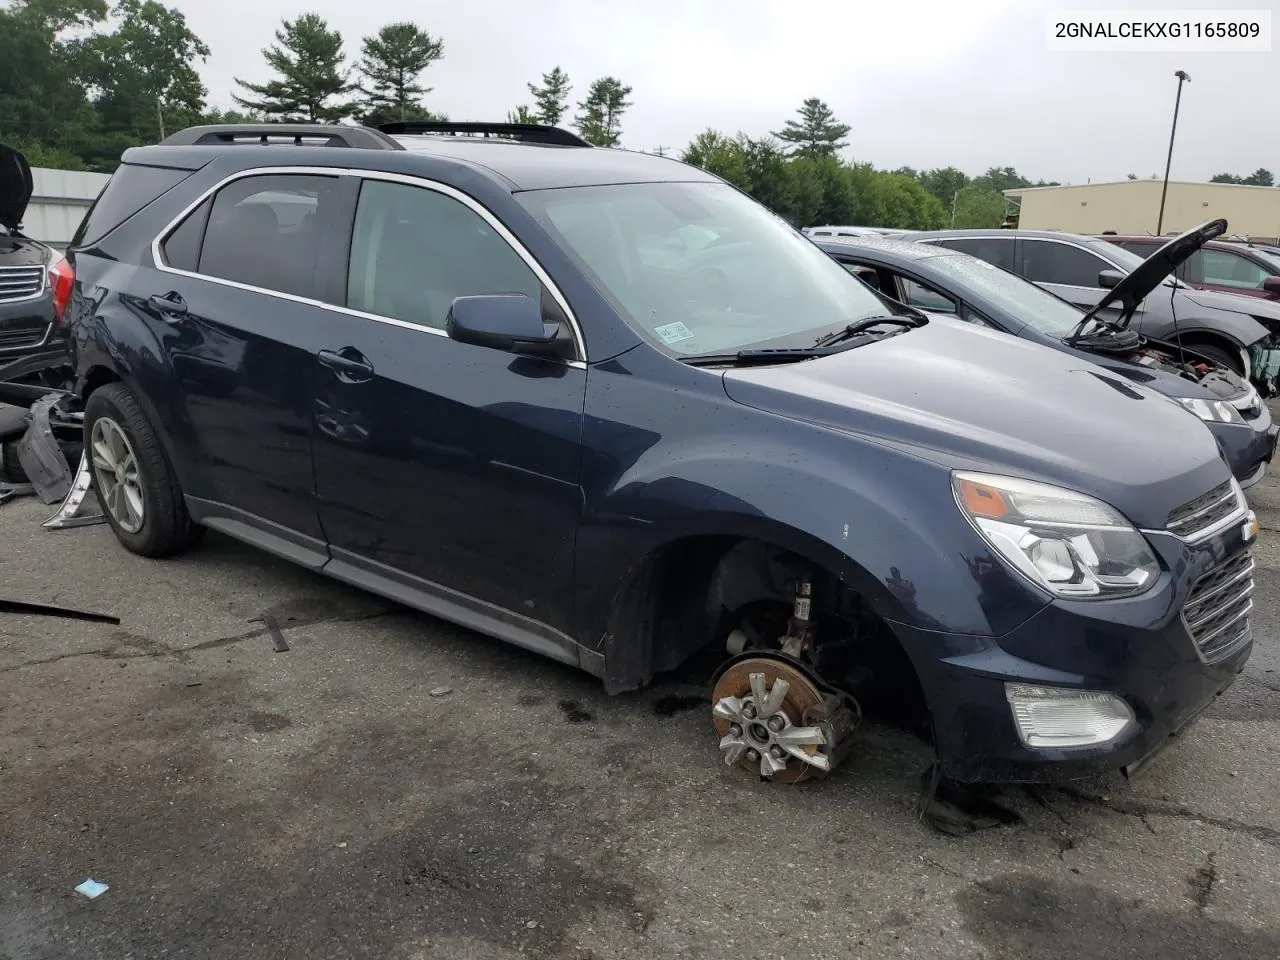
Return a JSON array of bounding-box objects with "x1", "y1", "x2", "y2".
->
[
  {"x1": 146, "y1": 171, "x2": 357, "y2": 550},
  {"x1": 310, "y1": 176, "x2": 587, "y2": 645},
  {"x1": 1016, "y1": 238, "x2": 1145, "y2": 329}
]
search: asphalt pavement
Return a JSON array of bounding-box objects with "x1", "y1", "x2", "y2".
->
[{"x1": 3, "y1": 428, "x2": 1280, "y2": 960}]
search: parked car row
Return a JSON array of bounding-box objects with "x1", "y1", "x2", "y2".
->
[{"x1": 2, "y1": 125, "x2": 1259, "y2": 805}]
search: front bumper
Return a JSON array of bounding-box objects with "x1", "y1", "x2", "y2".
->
[
  {"x1": 1210, "y1": 403, "x2": 1276, "y2": 489},
  {"x1": 896, "y1": 514, "x2": 1255, "y2": 784}
]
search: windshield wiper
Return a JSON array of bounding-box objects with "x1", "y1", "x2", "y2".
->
[
  {"x1": 813, "y1": 315, "x2": 921, "y2": 348},
  {"x1": 679, "y1": 347, "x2": 841, "y2": 367},
  {"x1": 1064, "y1": 313, "x2": 1124, "y2": 345}
]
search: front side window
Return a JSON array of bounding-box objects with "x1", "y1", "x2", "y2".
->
[
  {"x1": 899, "y1": 276, "x2": 958, "y2": 314},
  {"x1": 346, "y1": 179, "x2": 543, "y2": 332},
  {"x1": 1198, "y1": 249, "x2": 1273, "y2": 290},
  {"x1": 194, "y1": 174, "x2": 340, "y2": 300},
  {"x1": 517, "y1": 182, "x2": 893, "y2": 356},
  {"x1": 1019, "y1": 240, "x2": 1110, "y2": 288}
]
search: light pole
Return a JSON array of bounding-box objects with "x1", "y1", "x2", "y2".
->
[{"x1": 1156, "y1": 69, "x2": 1190, "y2": 236}]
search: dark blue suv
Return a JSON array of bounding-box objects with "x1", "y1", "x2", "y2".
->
[{"x1": 63, "y1": 121, "x2": 1255, "y2": 787}]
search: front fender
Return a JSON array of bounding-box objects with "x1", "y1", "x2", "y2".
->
[
  {"x1": 1136, "y1": 312, "x2": 1269, "y2": 350},
  {"x1": 576, "y1": 426, "x2": 1048, "y2": 648}
]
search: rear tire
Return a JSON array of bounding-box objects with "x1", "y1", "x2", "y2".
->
[{"x1": 83, "y1": 382, "x2": 203, "y2": 557}]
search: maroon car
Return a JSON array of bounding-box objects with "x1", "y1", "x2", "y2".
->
[{"x1": 1101, "y1": 234, "x2": 1280, "y2": 302}]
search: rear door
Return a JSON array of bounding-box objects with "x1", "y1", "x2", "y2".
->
[
  {"x1": 147, "y1": 170, "x2": 357, "y2": 556},
  {"x1": 308, "y1": 174, "x2": 588, "y2": 644}
]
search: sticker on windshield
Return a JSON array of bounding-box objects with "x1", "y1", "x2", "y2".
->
[{"x1": 655, "y1": 321, "x2": 696, "y2": 345}]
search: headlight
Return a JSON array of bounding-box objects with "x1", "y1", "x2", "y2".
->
[
  {"x1": 1175, "y1": 396, "x2": 1245, "y2": 425},
  {"x1": 952, "y1": 472, "x2": 1160, "y2": 600}
]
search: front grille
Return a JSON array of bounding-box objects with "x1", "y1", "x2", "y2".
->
[
  {"x1": 0, "y1": 264, "x2": 45, "y2": 303},
  {"x1": 1166, "y1": 480, "x2": 1240, "y2": 539},
  {"x1": 1182, "y1": 550, "x2": 1254, "y2": 661},
  {"x1": 0, "y1": 328, "x2": 46, "y2": 349}
]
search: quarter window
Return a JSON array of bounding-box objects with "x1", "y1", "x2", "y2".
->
[
  {"x1": 192, "y1": 174, "x2": 340, "y2": 300},
  {"x1": 346, "y1": 179, "x2": 544, "y2": 332},
  {"x1": 1019, "y1": 240, "x2": 1111, "y2": 288}
]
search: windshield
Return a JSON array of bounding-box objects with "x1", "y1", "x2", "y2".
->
[
  {"x1": 517, "y1": 181, "x2": 893, "y2": 355},
  {"x1": 1254, "y1": 248, "x2": 1280, "y2": 272},
  {"x1": 926, "y1": 254, "x2": 1088, "y2": 338}
]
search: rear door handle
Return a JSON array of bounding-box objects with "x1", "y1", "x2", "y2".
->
[
  {"x1": 318, "y1": 347, "x2": 374, "y2": 383},
  {"x1": 148, "y1": 292, "x2": 188, "y2": 320}
]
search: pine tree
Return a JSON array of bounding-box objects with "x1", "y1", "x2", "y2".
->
[
  {"x1": 573, "y1": 76, "x2": 632, "y2": 147},
  {"x1": 232, "y1": 13, "x2": 359, "y2": 122},
  {"x1": 357, "y1": 22, "x2": 443, "y2": 123},
  {"x1": 528, "y1": 66, "x2": 571, "y2": 126},
  {"x1": 772, "y1": 97, "x2": 850, "y2": 157}
]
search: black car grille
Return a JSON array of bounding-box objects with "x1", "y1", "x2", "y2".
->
[
  {"x1": 0, "y1": 265, "x2": 45, "y2": 303},
  {"x1": 1182, "y1": 550, "x2": 1254, "y2": 662},
  {"x1": 1166, "y1": 480, "x2": 1240, "y2": 539},
  {"x1": 0, "y1": 329, "x2": 46, "y2": 349}
]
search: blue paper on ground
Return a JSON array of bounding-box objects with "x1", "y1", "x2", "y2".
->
[{"x1": 75, "y1": 879, "x2": 108, "y2": 899}]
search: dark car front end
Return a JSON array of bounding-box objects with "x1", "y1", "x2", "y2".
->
[
  {"x1": 1, "y1": 145, "x2": 73, "y2": 387},
  {"x1": 903, "y1": 477, "x2": 1255, "y2": 783}
]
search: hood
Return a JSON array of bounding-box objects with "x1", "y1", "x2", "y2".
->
[
  {"x1": 1078, "y1": 218, "x2": 1227, "y2": 330},
  {"x1": 0, "y1": 144, "x2": 33, "y2": 232},
  {"x1": 721, "y1": 321, "x2": 1228, "y2": 528}
]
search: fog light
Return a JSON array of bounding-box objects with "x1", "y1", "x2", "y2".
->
[{"x1": 1005, "y1": 683, "x2": 1135, "y2": 748}]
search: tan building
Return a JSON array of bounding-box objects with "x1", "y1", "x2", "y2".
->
[{"x1": 1003, "y1": 180, "x2": 1280, "y2": 241}]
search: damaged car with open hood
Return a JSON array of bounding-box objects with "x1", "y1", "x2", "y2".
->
[
  {"x1": 817, "y1": 221, "x2": 1278, "y2": 490},
  {"x1": 0, "y1": 144, "x2": 80, "y2": 486},
  {"x1": 59, "y1": 122, "x2": 1258, "y2": 807}
]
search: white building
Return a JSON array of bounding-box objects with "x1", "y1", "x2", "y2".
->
[{"x1": 25, "y1": 167, "x2": 112, "y2": 249}]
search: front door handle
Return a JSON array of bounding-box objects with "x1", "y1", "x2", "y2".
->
[
  {"x1": 318, "y1": 347, "x2": 374, "y2": 383},
  {"x1": 148, "y1": 292, "x2": 188, "y2": 320}
]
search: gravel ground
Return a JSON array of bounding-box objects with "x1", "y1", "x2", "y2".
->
[{"x1": 3, "y1": 429, "x2": 1280, "y2": 960}]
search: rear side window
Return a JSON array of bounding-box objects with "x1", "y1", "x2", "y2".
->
[
  {"x1": 1019, "y1": 240, "x2": 1109, "y2": 288},
  {"x1": 72, "y1": 163, "x2": 194, "y2": 248},
  {"x1": 193, "y1": 174, "x2": 341, "y2": 300},
  {"x1": 931, "y1": 237, "x2": 1015, "y2": 272}
]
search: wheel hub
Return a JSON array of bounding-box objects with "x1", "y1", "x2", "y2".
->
[{"x1": 711, "y1": 658, "x2": 832, "y2": 783}]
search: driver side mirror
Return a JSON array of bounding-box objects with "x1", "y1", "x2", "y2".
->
[
  {"x1": 1263, "y1": 276, "x2": 1280, "y2": 295},
  {"x1": 1098, "y1": 269, "x2": 1124, "y2": 289},
  {"x1": 446, "y1": 294, "x2": 560, "y2": 355}
]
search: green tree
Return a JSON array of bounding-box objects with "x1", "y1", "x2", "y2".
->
[
  {"x1": 75, "y1": 0, "x2": 210, "y2": 150},
  {"x1": 972, "y1": 166, "x2": 1031, "y2": 194},
  {"x1": 680, "y1": 129, "x2": 750, "y2": 190},
  {"x1": 1210, "y1": 172, "x2": 1243, "y2": 184},
  {"x1": 356, "y1": 21, "x2": 442, "y2": 124},
  {"x1": 736, "y1": 135, "x2": 793, "y2": 216},
  {"x1": 573, "y1": 76, "x2": 631, "y2": 147},
  {"x1": 1127, "y1": 173, "x2": 1138, "y2": 180},
  {"x1": 0, "y1": 0, "x2": 106, "y2": 163},
  {"x1": 918, "y1": 166, "x2": 970, "y2": 211},
  {"x1": 232, "y1": 13, "x2": 359, "y2": 122},
  {"x1": 507, "y1": 105, "x2": 538, "y2": 124},
  {"x1": 1243, "y1": 168, "x2": 1274, "y2": 187},
  {"x1": 527, "y1": 66, "x2": 571, "y2": 126},
  {"x1": 951, "y1": 186, "x2": 1005, "y2": 228},
  {"x1": 772, "y1": 97, "x2": 850, "y2": 157}
]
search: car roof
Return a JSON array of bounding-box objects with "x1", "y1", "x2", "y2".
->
[
  {"x1": 127, "y1": 124, "x2": 720, "y2": 193},
  {"x1": 814, "y1": 235, "x2": 958, "y2": 261},
  {"x1": 389, "y1": 135, "x2": 718, "y2": 190}
]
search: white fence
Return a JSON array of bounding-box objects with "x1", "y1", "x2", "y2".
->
[{"x1": 25, "y1": 167, "x2": 112, "y2": 249}]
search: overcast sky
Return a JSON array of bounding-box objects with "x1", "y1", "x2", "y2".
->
[{"x1": 170, "y1": 0, "x2": 1277, "y2": 184}]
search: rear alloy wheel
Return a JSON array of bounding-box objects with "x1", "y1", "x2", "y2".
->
[{"x1": 84, "y1": 382, "x2": 202, "y2": 557}]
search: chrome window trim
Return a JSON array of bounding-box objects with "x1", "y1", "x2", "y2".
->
[{"x1": 148, "y1": 164, "x2": 588, "y2": 367}]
